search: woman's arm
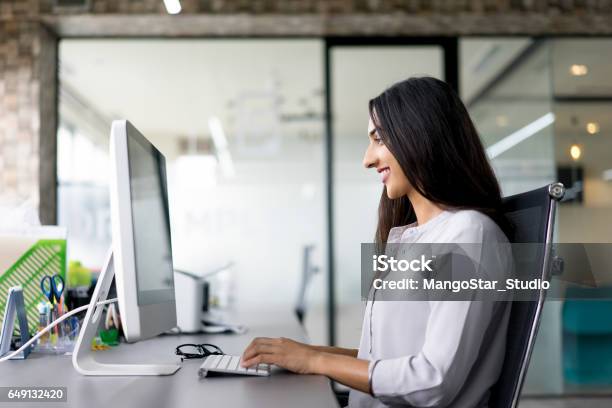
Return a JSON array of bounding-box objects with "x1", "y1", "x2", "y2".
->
[
  {"x1": 312, "y1": 351, "x2": 370, "y2": 393},
  {"x1": 309, "y1": 345, "x2": 358, "y2": 357},
  {"x1": 241, "y1": 337, "x2": 369, "y2": 392},
  {"x1": 241, "y1": 300, "x2": 505, "y2": 406}
]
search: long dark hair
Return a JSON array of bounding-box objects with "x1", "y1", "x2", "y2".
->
[{"x1": 369, "y1": 77, "x2": 511, "y2": 246}]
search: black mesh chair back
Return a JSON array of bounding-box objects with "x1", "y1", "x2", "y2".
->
[{"x1": 489, "y1": 183, "x2": 565, "y2": 408}]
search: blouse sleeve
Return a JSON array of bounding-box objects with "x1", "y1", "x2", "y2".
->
[{"x1": 370, "y1": 299, "x2": 500, "y2": 406}]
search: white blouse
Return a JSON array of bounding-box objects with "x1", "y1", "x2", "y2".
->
[{"x1": 348, "y1": 209, "x2": 512, "y2": 408}]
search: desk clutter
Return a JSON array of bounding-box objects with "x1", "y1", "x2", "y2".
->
[
  {"x1": 0, "y1": 229, "x2": 68, "y2": 357},
  {"x1": 36, "y1": 273, "x2": 82, "y2": 354},
  {"x1": 0, "y1": 286, "x2": 122, "y2": 356},
  {"x1": 0, "y1": 234, "x2": 67, "y2": 339},
  {"x1": 1, "y1": 229, "x2": 243, "y2": 360},
  {"x1": 0, "y1": 228, "x2": 124, "y2": 357}
]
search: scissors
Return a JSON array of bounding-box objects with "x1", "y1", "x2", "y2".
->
[
  {"x1": 40, "y1": 274, "x2": 65, "y2": 305},
  {"x1": 40, "y1": 274, "x2": 65, "y2": 339}
]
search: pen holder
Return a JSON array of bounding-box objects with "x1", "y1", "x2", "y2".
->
[{"x1": 35, "y1": 301, "x2": 79, "y2": 355}]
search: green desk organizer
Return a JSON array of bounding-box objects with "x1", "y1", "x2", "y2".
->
[{"x1": 0, "y1": 239, "x2": 67, "y2": 336}]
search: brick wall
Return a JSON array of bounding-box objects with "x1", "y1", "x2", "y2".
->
[
  {"x1": 1, "y1": 0, "x2": 612, "y2": 223},
  {"x1": 0, "y1": 20, "x2": 40, "y2": 209},
  {"x1": 1, "y1": 0, "x2": 607, "y2": 15}
]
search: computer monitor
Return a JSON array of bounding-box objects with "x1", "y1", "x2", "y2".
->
[
  {"x1": 72, "y1": 120, "x2": 181, "y2": 376},
  {"x1": 110, "y1": 120, "x2": 176, "y2": 342}
]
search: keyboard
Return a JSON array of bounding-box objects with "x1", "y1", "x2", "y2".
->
[{"x1": 198, "y1": 354, "x2": 271, "y2": 378}]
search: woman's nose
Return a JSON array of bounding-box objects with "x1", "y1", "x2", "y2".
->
[{"x1": 363, "y1": 146, "x2": 377, "y2": 169}]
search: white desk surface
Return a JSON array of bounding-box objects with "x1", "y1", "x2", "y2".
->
[{"x1": 0, "y1": 307, "x2": 339, "y2": 408}]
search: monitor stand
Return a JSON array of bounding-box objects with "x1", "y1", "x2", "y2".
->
[{"x1": 72, "y1": 248, "x2": 181, "y2": 376}]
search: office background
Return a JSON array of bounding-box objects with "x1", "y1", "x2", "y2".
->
[{"x1": 1, "y1": 1, "x2": 612, "y2": 405}]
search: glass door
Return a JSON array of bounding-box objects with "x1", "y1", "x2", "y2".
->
[{"x1": 326, "y1": 38, "x2": 455, "y2": 347}]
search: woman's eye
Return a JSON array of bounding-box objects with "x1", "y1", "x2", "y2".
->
[{"x1": 374, "y1": 136, "x2": 384, "y2": 145}]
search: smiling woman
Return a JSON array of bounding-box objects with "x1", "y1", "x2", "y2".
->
[
  {"x1": 364, "y1": 77, "x2": 512, "y2": 247},
  {"x1": 242, "y1": 76, "x2": 514, "y2": 408}
]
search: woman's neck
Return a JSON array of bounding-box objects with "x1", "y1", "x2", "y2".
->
[{"x1": 408, "y1": 191, "x2": 444, "y2": 226}]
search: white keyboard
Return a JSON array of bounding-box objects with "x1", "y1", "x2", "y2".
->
[{"x1": 198, "y1": 354, "x2": 271, "y2": 378}]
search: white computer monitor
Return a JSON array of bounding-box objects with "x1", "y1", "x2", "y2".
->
[
  {"x1": 110, "y1": 120, "x2": 177, "y2": 342},
  {"x1": 72, "y1": 120, "x2": 180, "y2": 376}
]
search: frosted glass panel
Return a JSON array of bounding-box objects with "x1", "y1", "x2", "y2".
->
[{"x1": 331, "y1": 46, "x2": 444, "y2": 348}]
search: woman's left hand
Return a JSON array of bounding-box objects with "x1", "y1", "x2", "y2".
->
[{"x1": 240, "y1": 337, "x2": 320, "y2": 374}]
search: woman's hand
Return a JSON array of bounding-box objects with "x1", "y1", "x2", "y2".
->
[
  {"x1": 241, "y1": 337, "x2": 320, "y2": 374},
  {"x1": 242, "y1": 337, "x2": 371, "y2": 393}
]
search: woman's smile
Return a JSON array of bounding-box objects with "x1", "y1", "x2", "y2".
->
[
  {"x1": 363, "y1": 116, "x2": 412, "y2": 199},
  {"x1": 378, "y1": 167, "x2": 390, "y2": 184}
]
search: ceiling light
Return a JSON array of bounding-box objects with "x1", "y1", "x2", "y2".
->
[
  {"x1": 208, "y1": 117, "x2": 235, "y2": 177},
  {"x1": 163, "y1": 0, "x2": 181, "y2": 14},
  {"x1": 586, "y1": 122, "x2": 600, "y2": 135},
  {"x1": 495, "y1": 115, "x2": 508, "y2": 127},
  {"x1": 486, "y1": 113, "x2": 555, "y2": 159},
  {"x1": 569, "y1": 64, "x2": 588, "y2": 76},
  {"x1": 570, "y1": 144, "x2": 582, "y2": 161}
]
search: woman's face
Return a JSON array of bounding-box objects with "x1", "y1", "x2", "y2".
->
[{"x1": 363, "y1": 117, "x2": 412, "y2": 199}]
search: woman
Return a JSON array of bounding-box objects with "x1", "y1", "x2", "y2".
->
[{"x1": 241, "y1": 77, "x2": 513, "y2": 407}]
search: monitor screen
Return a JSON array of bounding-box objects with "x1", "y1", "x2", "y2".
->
[{"x1": 126, "y1": 127, "x2": 175, "y2": 306}]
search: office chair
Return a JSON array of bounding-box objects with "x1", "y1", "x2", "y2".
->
[
  {"x1": 334, "y1": 183, "x2": 565, "y2": 407},
  {"x1": 489, "y1": 182, "x2": 565, "y2": 408}
]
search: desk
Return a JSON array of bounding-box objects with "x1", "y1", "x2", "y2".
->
[{"x1": 0, "y1": 307, "x2": 339, "y2": 408}]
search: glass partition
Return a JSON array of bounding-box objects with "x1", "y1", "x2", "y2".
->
[
  {"x1": 463, "y1": 37, "x2": 612, "y2": 396},
  {"x1": 551, "y1": 38, "x2": 612, "y2": 395},
  {"x1": 329, "y1": 45, "x2": 444, "y2": 348},
  {"x1": 462, "y1": 37, "x2": 561, "y2": 395},
  {"x1": 58, "y1": 39, "x2": 328, "y2": 341},
  {"x1": 58, "y1": 36, "x2": 612, "y2": 396}
]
